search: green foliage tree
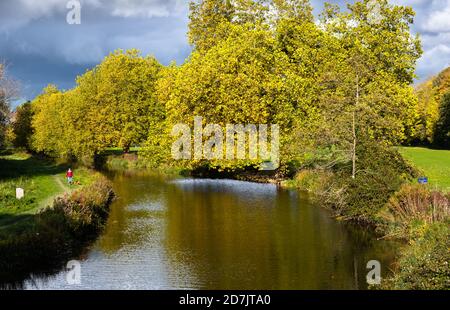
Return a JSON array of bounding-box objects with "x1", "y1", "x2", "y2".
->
[
  {"x1": 12, "y1": 101, "x2": 34, "y2": 150},
  {"x1": 412, "y1": 67, "x2": 450, "y2": 145},
  {"x1": 434, "y1": 92, "x2": 450, "y2": 148},
  {"x1": 312, "y1": 0, "x2": 421, "y2": 178}
]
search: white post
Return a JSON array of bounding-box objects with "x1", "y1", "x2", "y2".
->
[{"x1": 16, "y1": 188, "x2": 24, "y2": 200}]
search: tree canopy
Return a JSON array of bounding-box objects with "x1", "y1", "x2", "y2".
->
[
  {"x1": 31, "y1": 50, "x2": 162, "y2": 158},
  {"x1": 28, "y1": 0, "x2": 424, "y2": 176}
]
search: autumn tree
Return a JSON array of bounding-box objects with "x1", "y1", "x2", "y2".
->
[
  {"x1": 188, "y1": 0, "x2": 269, "y2": 51},
  {"x1": 0, "y1": 85, "x2": 6, "y2": 149},
  {"x1": 272, "y1": 3, "x2": 334, "y2": 166},
  {"x1": 270, "y1": 0, "x2": 313, "y2": 24},
  {"x1": 31, "y1": 50, "x2": 163, "y2": 159},
  {"x1": 140, "y1": 63, "x2": 178, "y2": 167},
  {"x1": 31, "y1": 85, "x2": 67, "y2": 156},
  {"x1": 316, "y1": 0, "x2": 422, "y2": 178},
  {"x1": 412, "y1": 79, "x2": 440, "y2": 144},
  {"x1": 160, "y1": 23, "x2": 307, "y2": 169},
  {"x1": 74, "y1": 49, "x2": 162, "y2": 155},
  {"x1": 432, "y1": 68, "x2": 450, "y2": 147}
]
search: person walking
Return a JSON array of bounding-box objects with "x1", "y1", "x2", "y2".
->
[{"x1": 66, "y1": 168, "x2": 74, "y2": 185}]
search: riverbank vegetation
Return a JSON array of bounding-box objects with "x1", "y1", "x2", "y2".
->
[
  {"x1": 380, "y1": 222, "x2": 449, "y2": 290},
  {"x1": 2, "y1": 0, "x2": 449, "y2": 289},
  {"x1": 0, "y1": 151, "x2": 114, "y2": 286},
  {"x1": 0, "y1": 176, "x2": 114, "y2": 286}
]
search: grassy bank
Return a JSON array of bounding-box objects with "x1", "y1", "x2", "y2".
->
[
  {"x1": 0, "y1": 151, "x2": 97, "y2": 234},
  {"x1": 0, "y1": 151, "x2": 95, "y2": 209},
  {"x1": 0, "y1": 151, "x2": 114, "y2": 286},
  {"x1": 398, "y1": 147, "x2": 450, "y2": 192},
  {"x1": 0, "y1": 177, "x2": 114, "y2": 287}
]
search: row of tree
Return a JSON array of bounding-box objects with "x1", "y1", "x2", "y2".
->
[{"x1": 8, "y1": 0, "x2": 434, "y2": 174}]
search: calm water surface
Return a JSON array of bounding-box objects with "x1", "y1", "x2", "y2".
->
[{"x1": 24, "y1": 173, "x2": 398, "y2": 289}]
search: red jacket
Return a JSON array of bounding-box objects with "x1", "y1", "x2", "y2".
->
[{"x1": 66, "y1": 171, "x2": 73, "y2": 178}]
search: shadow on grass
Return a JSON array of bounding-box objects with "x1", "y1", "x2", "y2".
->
[
  {"x1": 0, "y1": 214, "x2": 35, "y2": 235},
  {"x1": 0, "y1": 155, "x2": 69, "y2": 181},
  {"x1": 0, "y1": 209, "x2": 70, "y2": 288}
]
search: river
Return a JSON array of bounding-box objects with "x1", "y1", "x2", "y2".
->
[{"x1": 23, "y1": 172, "x2": 398, "y2": 290}]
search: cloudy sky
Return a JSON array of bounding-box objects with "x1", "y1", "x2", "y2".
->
[{"x1": 0, "y1": 0, "x2": 449, "y2": 104}]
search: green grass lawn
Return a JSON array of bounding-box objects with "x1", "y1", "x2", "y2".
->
[
  {"x1": 0, "y1": 151, "x2": 95, "y2": 231},
  {"x1": 398, "y1": 147, "x2": 450, "y2": 192}
]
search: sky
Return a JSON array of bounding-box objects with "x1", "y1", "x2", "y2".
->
[{"x1": 0, "y1": 0, "x2": 449, "y2": 104}]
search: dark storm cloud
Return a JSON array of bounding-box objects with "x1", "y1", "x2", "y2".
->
[
  {"x1": 0, "y1": 0, "x2": 449, "y2": 104},
  {"x1": 0, "y1": 0, "x2": 190, "y2": 102}
]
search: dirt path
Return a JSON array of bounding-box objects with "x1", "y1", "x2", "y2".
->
[
  {"x1": 38, "y1": 175, "x2": 71, "y2": 210},
  {"x1": 53, "y1": 175, "x2": 70, "y2": 192}
]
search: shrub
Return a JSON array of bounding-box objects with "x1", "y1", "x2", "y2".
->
[
  {"x1": 51, "y1": 176, "x2": 114, "y2": 237},
  {"x1": 386, "y1": 185, "x2": 449, "y2": 223},
  {"x1": 380, "y1": 184, "x2": 450, "y2": 238},
  {"x1": 381, "y1": 223, "x2": 450, "y2": 290},
  {"x1": 318, "y1": 142, "x2": 418, "y2": 224},
  {"x1": 285, "y1": 169, "x2": 333, "y2": 194}
]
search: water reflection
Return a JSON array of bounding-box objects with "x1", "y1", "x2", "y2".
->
[
  {"x1": 163, "y1": 179, "x2": 396, "y2": 289},
  {"x1": 20, "y1": 173, "x2": 398, "y2": 290}
]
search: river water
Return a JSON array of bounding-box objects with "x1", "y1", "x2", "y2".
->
[{"x1": 23, "y1": 172, "x2": 398, "y2": 290}]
